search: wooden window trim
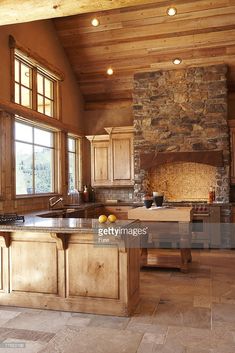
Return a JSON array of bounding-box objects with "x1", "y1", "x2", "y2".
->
[
  {"x1": 0, "y1": 114, "x2": 4, "y2": 200},
  {"x1": 9, "y1": 35, "x2": 63, "y2": 121},
  {"x1": 67, "y1": 135, "x2": 82, "y2": 192},
  {"x1": 9, "y1": 35, "x2": 64, "y2": 80}
]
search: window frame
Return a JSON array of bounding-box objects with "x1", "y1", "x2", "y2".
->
[
  {"x1": 67, "y1": 135, "x2": 82, "y2": 193},
  {"x1": 14, "y1": 117, "x2": 59, "y2": 198},
  {"x1": 11, "y1": 47, "x2": 61, "y2": 120},
  {"x1": 0, "y1": 115, "x2": 3, "y2": 199}
]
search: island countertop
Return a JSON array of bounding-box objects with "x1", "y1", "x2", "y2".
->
[
  {"x1": 0, "y1": 216, "x2": 137, "y2": 233},
  {"x1": 128, "y1": 206, "x2": 193, "y2": 222}
]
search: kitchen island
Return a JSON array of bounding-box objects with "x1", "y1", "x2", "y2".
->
[
  {"x1": 0, "y1": 217, "x2": 140, "y2": 316},
  {"x1": 128, "y1": 206, "x2": 193, "y2": 272}
]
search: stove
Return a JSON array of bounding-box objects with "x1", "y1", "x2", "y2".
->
[
  {"x1": 163, "y1": 201, "x2": 221, "y2": 248},
  {"x1": 0, "y1": 214, "x2": 25, "y2": 224}
]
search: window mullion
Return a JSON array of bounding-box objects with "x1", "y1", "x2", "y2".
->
[
  {"x1": 32, "y1": 129, "x2": 35, "y2": 194},
  {"x1": 32, "y1": 68, "x2": 37, "y2": 111},
  {"x1": 19, "y1": 62, "x2": 22, "y2": 104}
]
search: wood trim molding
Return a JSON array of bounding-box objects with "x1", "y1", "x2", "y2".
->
[
  {"x1": 0, "y1": 98, "x2": 83, "y2": 136},
  {"x1": 9, "y1": 35, "x2": 65, "y2": 81},
  {"x1": 86, "y1": 134, "x2": 110, "y2": 142},
  {"x1": 104, "y1": 126, "x2": 134, "y2": 134},
  {"x1": 228, "y1": 119, "x2": 235, "y2": 128},
  {"x1": 0, "y1": 232, "x2": 11, "y2": 248},
  {"x1": 51, "y1": 233, "x2": 70, "y2": 250},
  {"x1": 140, "y1": 150, "x2": 224, "y2": 169}
]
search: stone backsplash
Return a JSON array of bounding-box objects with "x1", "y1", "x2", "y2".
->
[
  {"x1": 133, "y1": 64, "x2": 230, "y2": 202},
  {"x1": 148, "y1": 162, "x2": 217, "y2": 201}
]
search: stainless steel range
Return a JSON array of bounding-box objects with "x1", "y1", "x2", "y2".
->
[{"x1": 164, "y1": 202, "x2": 221, "y2": 248}]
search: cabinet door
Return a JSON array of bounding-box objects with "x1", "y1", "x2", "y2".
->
[
  {"x1": 232, "y1": 207, "x2": 235, "y2": 223},
  {"x1": 111, "y1": 134, "x2": 134, "y2": 185},
  {"x1": 231, "y1": 129, "x2": 235, "y2": 184},
  {"x1": 91, "y1": 141, "x2": 111, "y2": 186}
]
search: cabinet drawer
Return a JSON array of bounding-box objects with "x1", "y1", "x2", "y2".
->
[
  {"x1": 85, "y1": 206, "x2": 104, "y2": 218},
  {"x1": 104, "y1": 206, "x2": 133, "y2": 220},
  {"x1": 104, "y1": 206, "x2": 133, "y2": 213}
]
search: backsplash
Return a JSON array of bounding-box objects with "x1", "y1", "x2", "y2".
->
[
  {"x1": 133, "y1": 64, "x2": 230, "y2": 202},
  {"x1": 94, "y1": 188, "x2": 134, "y2": 202},
  {"x1": 147, "y1": 162, "x2": 217, "y2": 201}
]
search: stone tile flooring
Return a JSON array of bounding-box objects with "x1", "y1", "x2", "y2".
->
[{"x1": 0, "y1": 250, "x2": 235, "y2": 352}]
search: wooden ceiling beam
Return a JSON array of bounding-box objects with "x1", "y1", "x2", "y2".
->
[{"x1": 0, "y1": 0, "x2": 170, "y2": 26}]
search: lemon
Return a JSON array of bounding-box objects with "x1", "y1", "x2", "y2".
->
[
  {"x1": 98, "y1": 215, "x2": 107, "y2": 223},
  {"x1": 108, "y1": 214, "x2": 117, "y2": 223}
]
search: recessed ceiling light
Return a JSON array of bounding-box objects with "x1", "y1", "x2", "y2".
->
[
  {"x1": 173, "y1": 58, "x2": 182, "y2": 65},
  {"x1": 91, "y1": 18, "x2": 100, "y2": 27},
  {"x1": 167, "y1": 7, "x2": 177, "y2": 16},
  {"x1": 107, "y1": 67, "x2": 114, "y2": 75}
]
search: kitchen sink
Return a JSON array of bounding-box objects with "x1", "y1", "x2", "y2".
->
[{"x1": 37, "y1": 208, "x2": 76, "y2": 218}]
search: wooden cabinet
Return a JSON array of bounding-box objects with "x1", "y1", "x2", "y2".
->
[
  {"x1": 87, "y1": 135, "x2": 111, "y2": 186},
  {"x1": 85, "y1": 206, "x2": 104, "y2": 218},
  {"x1": 104, "y1": 206, "x2": 133, "y2": 220},
  {"x1": 86, "y1": 126, "x2": 134, "y2": 187},
  {"x1": 110, "y1": 132, "x2": 134, "y2": 186},
  {"x1": 0, "y1": 228, "x2": 140, "y2": 316},
  {"x1": 230, "y1": 127, "x2": 235, "y2": 184},
  {"x1": 232, "y1": 206, "x2": 235, "y2": 223}
]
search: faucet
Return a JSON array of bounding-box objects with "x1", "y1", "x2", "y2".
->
[{"x1": 49, "y1": 196, "x2": 63, "y2": 209}]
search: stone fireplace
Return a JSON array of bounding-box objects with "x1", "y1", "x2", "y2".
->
[{"x1": 133, "y1": 64, "x2": 230, "y2": 202}]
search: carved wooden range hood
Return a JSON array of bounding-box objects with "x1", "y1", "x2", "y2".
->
[{"x1": 140, "y1": 150, "x2": 224, "y2": 170}]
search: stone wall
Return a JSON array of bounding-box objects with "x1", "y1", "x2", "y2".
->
[{"x1": 133, "y1": 64, "x2": 230, "y2": 202}]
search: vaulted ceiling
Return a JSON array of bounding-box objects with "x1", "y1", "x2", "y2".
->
[{"x1": 52, "y1": 0, "x2": 235, "y2": 109}]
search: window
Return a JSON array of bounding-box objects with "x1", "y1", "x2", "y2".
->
[
  {"x1": 14, "y1": 50, "x2": 58, "y2": 118},
  {"x1": 15, "y1": 119, "x2": 55, "y2": 195},
  {"x1": 68, "y1": 136, "x2": 81, "y2": 193}
]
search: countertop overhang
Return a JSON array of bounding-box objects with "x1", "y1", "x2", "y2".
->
[{"x1": 0, "y1": 216, "x2": 137, "y2": 233}]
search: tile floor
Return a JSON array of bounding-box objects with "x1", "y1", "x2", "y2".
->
[{"x1": 0, "y1": 250, "x2": 235, "y2": 352}]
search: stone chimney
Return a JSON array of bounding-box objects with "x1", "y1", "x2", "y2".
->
[{"x1": 133, "y1": 64, "x2": 230, "y2": 202}]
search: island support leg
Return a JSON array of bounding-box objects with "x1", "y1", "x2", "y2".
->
[{"x1": 179, "y1": 222, "x2": 192, "y2": 273}]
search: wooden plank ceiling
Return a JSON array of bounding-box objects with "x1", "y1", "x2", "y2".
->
[{"x1": 53, "y1": 0, "x2": 235, "y2": 109}]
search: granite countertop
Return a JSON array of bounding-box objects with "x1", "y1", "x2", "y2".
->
[
  {"x1": 62, "y1": 202, "x2": 104, "y2": 209},
  {"x1": 0, "y1": 216, "x2": 137, "y2": 233}
]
